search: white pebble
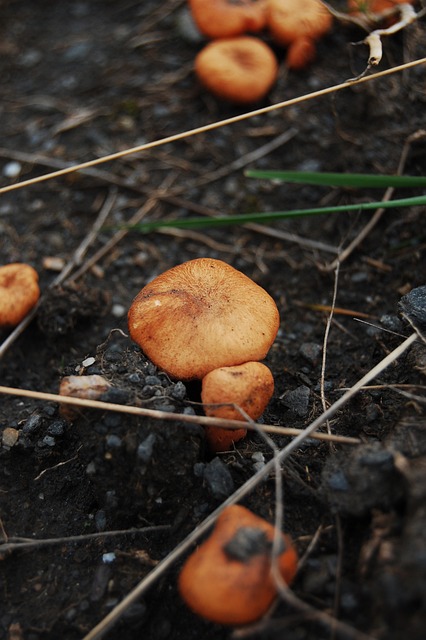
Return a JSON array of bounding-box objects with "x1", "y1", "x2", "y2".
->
[
  {"x1": 82, "y1": 356, "x2": 96, "y2": 368},
  {"x1": 3, "y1": 161, "x2": 22, "y2": 179},
  {"x1": 111, "y1": 303, "x2": 126, "y2": 318}
]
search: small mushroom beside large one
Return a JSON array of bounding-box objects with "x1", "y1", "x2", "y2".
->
[
  {"x1": 0, "y1": 263, "x2": 40, "y2": 328},
  {"x1": 202, "y1": 361, "x2": 275, "y2": 452},
  {"x1": 195, "y1": 36, "x2": 279, "y2": 104},
  {"x1": 179, "y1": 504, "x2": 298, "y2": 625},
  {"x1": 188, "y1": 0, "x2": 268, "y2": 39}
]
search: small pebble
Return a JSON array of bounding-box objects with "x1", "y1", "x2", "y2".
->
[
  {"x1": 82, "y1": 356, "x2": 96, "y2": 368},
  {"x1": 299, "y1": 342, "x2": 322, "y2": 366},
  {"x1": 281, "y1": 385, "x2": 310, "y2": 417},
  {"x1": 95, "y1": 510, "x2": 107, "y2": 532},
  {"x1": 42, "y1": 256, "x2": 66, "y2": 272},
  {"x1": 102, "y1": 552, "x2": 116, "y2": 564},
  {"x1": 204, "y1": 457, "x2": 235, "y2": 500},
  {"x1": 111, "y1": 303, "x2": 126, "y2": 318},
  {"x1": 22, "y1": 413, "x2": 44, "y2": 435},
  {"x1": 47, "y1": 420, "x2": 66, "y2": 437},
  {"x1": 137, "y1": 433, "x2": 156, "y2": 463},
  {"x1": 41, "y1": 435, "x2": 56, "y2": 447},
  {"x1": 2, "y1": 427, "x2": 19, "y2": 447},
  {"x1": 380, "y1": 314, "x2": 403, "y2": 332},
  {"x1": 3, "y1": 161, "x2": 22, "y2": 179},
  {"x1": 171, "y1": 381, "x2": 186, "y2": 400},
  {"x1": 105, "y1": 434, "x2": 121, "y2": 448}
]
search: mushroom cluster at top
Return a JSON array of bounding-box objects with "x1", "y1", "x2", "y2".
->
[
  {"x1": 128, "y1": 258, "x2": 279, "y2": 450},
  {"x1": 188, "y1": 0, "x2": 333, "y2": 103}
]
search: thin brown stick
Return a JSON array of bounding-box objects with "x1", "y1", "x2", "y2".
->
[
  {"x1": 0, "y1": 525, "x2": 170, "y2": 559},
  {"x1": 0, "y1": 385, "x2": 360, "y2": 445},
  {"x1": 320, "y1": 261, "x2": 340, "y2": 439},
  {"x1": 0, "y1": 59, "x2": 424, "y2": 197}
]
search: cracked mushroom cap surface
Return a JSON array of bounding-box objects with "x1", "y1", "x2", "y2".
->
[
  {"x1": 128, "y1": 258, "x2": 280, "y2": 381},
  {"x1": 0, "y1": 263, "x2": 40, "y2": 327}
]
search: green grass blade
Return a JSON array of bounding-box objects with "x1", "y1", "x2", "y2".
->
[
  {"x1": 245, "y1": 170, "x2": 426, "y2": 189},
  {"x1": 128, "y1": 195, "x2": 426, "y2": 233}
]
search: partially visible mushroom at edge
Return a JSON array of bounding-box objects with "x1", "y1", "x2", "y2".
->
[{"x1": 0, "y1": 263, "x2": 40, "y2": 328}]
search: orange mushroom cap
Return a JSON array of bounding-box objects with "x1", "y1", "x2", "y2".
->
[
  {"x1": 195, "y1": 36, "x2": 278, "y2": 104},
  {"x1": 285, "y1": 37, "x2": 317, "y2": 70},
  {"x1": 179, "y1": 504, "x2": 298, "y2": 625},
  {"x1": 266, "y1": 0, "x2": 332, "y2": 47},
  {"x1": 202, "y1": 362, "x2": 274, "y2": 452},
  {"x1": 128, "y1": 258, "x2": 280, "y2": 381},
  {"x1": 189, "y1": 0, "x2": 268, "y2": 39},
  {"x1": 0, "y1": 263, "x2": 40, "y2": 327}
]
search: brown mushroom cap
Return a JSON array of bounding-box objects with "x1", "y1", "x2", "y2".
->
[
  {"x1": 195, "y1": 36, "x2": 278, "y2": 104},
  {"x1": 189, "y1": 0, "x2": 268, "y2": 39},
  {"x1": 128, "y1": 258, "x2": 280, "y2": 381},
  {"x1": 178, "y1": 504, "x2": 298, "y2": 625},
  {"x1": 285, "y1": 37, "x2": 317, "y2": 70},
  {"x1": 202, "y1": 362, "x2": 274, "y2": 451},
  {"x1": 0, "y1": 263, "x2": 40, "y2": 327},
  {"x1": 267, "y1": 0, "x2": 332, "y2": 46}
]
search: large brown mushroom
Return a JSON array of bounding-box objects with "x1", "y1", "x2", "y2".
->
[
  {"x1": 0, "y1": 263, "x2": 40, "y2": 328},
  {"x1": 179, "y1": 504, "x2": 298, "y2": 625},
  {"x1": 128, "y1": 258, "x2": 279, "y2": 381},
  {"x1": 202, "y1": 361, "x2": 275, "y2": 451},
  {"x1": 189, "y1": 0, "x2": 268, "y2": 39},
  {"x1": 195, "y1": 36, "x2": 278, "y2": 104}
]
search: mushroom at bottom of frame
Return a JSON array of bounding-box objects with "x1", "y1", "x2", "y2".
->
[
  {"x1": 201, "y1": 361, "x2": 275, "y2": 452},
  {"x1": 178, "y1": 504, "x2": 298, "y2": 626}
]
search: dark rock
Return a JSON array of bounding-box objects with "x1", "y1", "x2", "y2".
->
[
  {"x1": 203, "y1": 457, "x2": 235, "y2": 500},
  {"x1": 281, "y1": 385, "x2": 310, "y2": 416},
  {"x1": 137, "y1": 433, "x2": 156, "y2": 463},
  {"x1": 21, "y1": 413, "x2": 44, "y2": 435},
  {"x1": 399, "y1": 285, "x2": 426, "y2": 331},
  {"x1": 299, "y1": 342, "x2": 323, "y2": 366},
  {"x1": 321, "y1": 443, "x2": 404, "y2": 517}
]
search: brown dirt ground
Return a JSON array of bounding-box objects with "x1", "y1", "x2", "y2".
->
[{"x1": 0, "y1": 1, "x2": 426, "y2": 639}]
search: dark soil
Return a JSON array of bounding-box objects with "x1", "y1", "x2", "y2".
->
[{"x1": 1, "y1": 1, "x2": 426, "y2": 639}]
